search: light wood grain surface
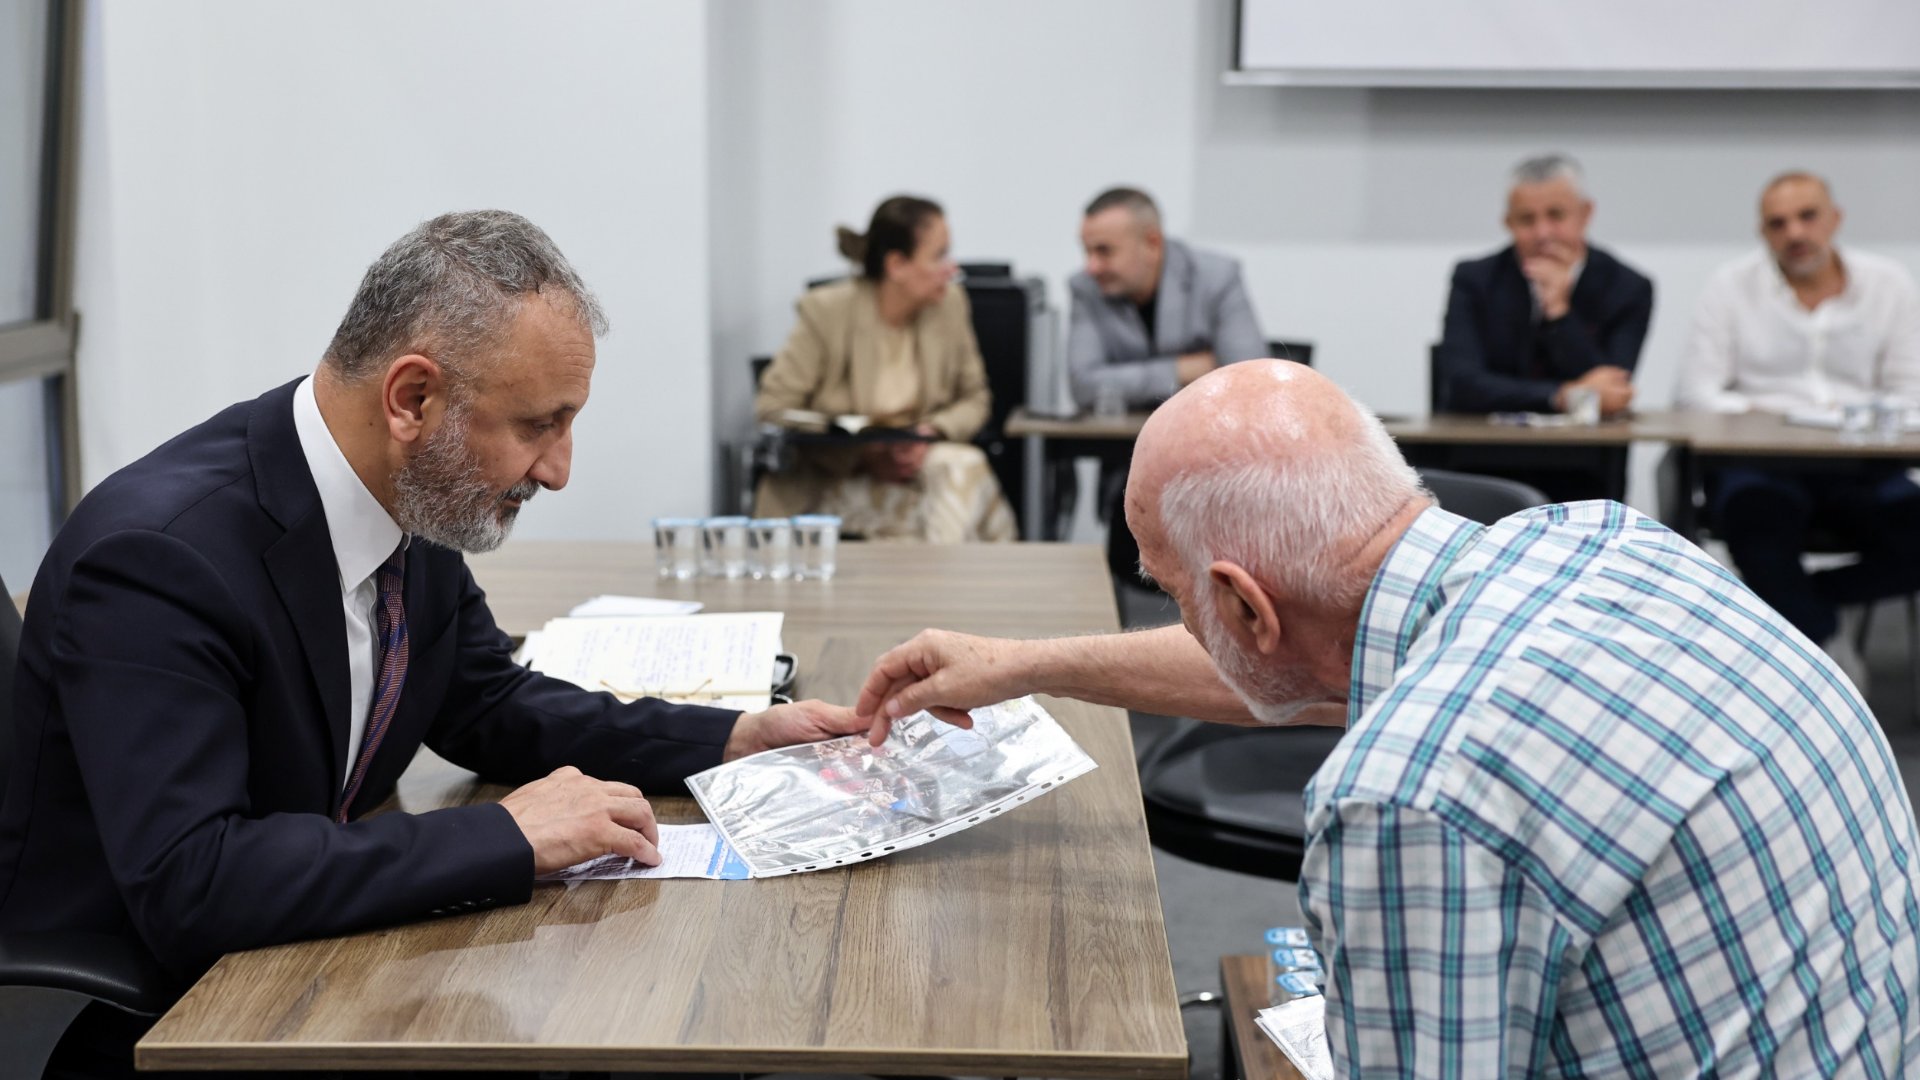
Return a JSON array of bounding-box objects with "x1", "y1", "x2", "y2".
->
[
  {"x1": 138, "y1": 543, "x2": 1186, "y2": 1076},
  {"x1": 1220, "y1": 955, "x2": 1306, "y2": 1080},
  {"x1": 1010, "y1": 404, "x2": 1920, "y2": 458}
]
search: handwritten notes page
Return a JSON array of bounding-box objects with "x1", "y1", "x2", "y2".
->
[{"x1": 525, "y1": 612, "x2": 784, "y2": 711}]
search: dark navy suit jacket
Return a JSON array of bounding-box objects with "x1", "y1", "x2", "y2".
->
[
  {"x1": 0, "y1": 379, "x2": 737, "y2": 984},
  {"x1": 1433, "y1": 243, "x2": 1655, "y2": 413}
]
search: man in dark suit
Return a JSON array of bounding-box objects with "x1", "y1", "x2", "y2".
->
[
  {"x1": 1431, "y1": 153, "x2": 1655, "y2": 502},
  {"x1": 2, "y1": 211, "x2": 865, "y2": 1076}
]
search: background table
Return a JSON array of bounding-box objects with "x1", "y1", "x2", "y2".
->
[{"x1": 137, "y1": 544, "x2": 1188, "y2": 1077}]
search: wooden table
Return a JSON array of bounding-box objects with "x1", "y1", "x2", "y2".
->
[
  {"x1": 138, "y1": 544, "x2": 1187, "y2": 1077},
  {"x1": 1219, "y1": 955, "x2": 1306, "y2": 1080}
]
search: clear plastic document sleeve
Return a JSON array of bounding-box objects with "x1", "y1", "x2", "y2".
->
[{"x1": 686, "y1": 696, "x2": 1096, "y2": 877}]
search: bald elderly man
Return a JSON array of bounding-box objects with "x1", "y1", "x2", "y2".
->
[{"x1": 858, "y1": 362, "x2": 1920, "y2": 1077}]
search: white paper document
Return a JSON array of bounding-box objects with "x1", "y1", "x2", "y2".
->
[
  {"x1": 540, "y1": 823, "x2": 750, "y2": 882},
  {"x1": 567, "y1": 594, "x2": 705, "y2": 618},
  {"x1": 524, "y1": 612, "x2": 784, "y2": 711},
  {"x1": 1255, "y1": 995, "x2": 1333, "y2": 1080},
  {"x1": 686, "y1": 696, "x2": 1096, "y2": 878}
]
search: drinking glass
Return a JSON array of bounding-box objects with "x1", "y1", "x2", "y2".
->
[
  {"x1": 792, "y1": 514, "x2": 841, "y2": 580},
  {"x1": 702, "y1": 515, "x2": 750, "y2": 579},
  {"x1": 652, "y1": 517, "x2": 703, "y2": 580},
  {"x1": 748, "y1": 517, "x2": 794, "y2": 580}
]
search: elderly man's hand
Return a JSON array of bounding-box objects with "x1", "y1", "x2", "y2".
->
[
  {"x1": 856, "y1": 629, "x2": 1041, "y2": 745},
  {"x1": 724, "y1": 699, "x2": 868, "y2": 762}
]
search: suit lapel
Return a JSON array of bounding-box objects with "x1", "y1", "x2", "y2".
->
[
  {"x1": 1154, "y1": 241, "x2": 1192, "y2": 354},
  {"x1": 248, "y1": 379, "x2": 353, "y2": 795}
]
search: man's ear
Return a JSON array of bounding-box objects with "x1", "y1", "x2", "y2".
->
[
  {"x1": 382, "y1": 354, "x2": 446, "y2": 447},
  {"x1": 1208, "y1": 560, "x2": 1283, "y2": 656}
]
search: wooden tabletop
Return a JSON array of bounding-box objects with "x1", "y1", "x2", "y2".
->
[
  {"x1": 1009, "y1": 404, "x2": 1920, "y2": 459},
  {"x1": 1220, "y1": 955, "x2": 1307, "y2": 1080},
  {"x1": 138, "y1": 544, "x2": 1186, "y2": 1076},
  {"x1": 1677, "y1": 409, "x2": 1920, "y2": 458}
]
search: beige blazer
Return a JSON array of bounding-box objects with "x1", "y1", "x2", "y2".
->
[{"x1": 753, "y1": 279, "x2": 993, "y2": 516}]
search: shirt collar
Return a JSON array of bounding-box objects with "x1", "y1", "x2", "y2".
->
[
  {"x1": 291, "y1": 375, "x2": 404, "y2": 595},
  {"x1": 1347, "y1": 505, "x2": 1486, "y2": 720}
]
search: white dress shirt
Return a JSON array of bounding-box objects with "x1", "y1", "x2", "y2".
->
[
  {"x1": 290, "y1": 376, "x2": 404, "y2": 789},
  {"x1": 1674, "y1": 246, "x2": 1920, "y2": 414}
]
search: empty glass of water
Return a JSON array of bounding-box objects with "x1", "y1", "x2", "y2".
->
[
  {"x1": 748, "y1": 517, "x2": 794, "y2": 580},
  {"x1": 653, "y1": 517, "x2": 703, "y2": 580},
  {"x1": 702, "y1": 515, "x2": 750, "y2": 579},
  {"x1": 792, "y1": 514, "x2": 841, "y2": 580}
]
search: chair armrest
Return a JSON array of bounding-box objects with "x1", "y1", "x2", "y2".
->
[{"x1": 0, "y1": 931, "x2": 177, "y2": 1016}]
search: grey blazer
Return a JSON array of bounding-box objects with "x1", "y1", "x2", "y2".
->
[{"x1": 1066, "y1": 238, "x2": 1267, "y2": 408}]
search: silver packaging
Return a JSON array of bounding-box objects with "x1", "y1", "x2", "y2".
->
[{"x1": 685, "y1": 696, "x2": 1096, "y2": 876}]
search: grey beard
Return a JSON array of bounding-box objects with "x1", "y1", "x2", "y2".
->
[
  {"x1": 1195, "y1": 598, "x2": 1333, "y2": 727},
  {"x1": 391, "y1": 403, "x2": 537, "y2": 554}
]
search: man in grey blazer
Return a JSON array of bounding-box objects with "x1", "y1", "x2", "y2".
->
[{"x1": 1067, "y1": 187, "x2": 1268, "y2": 410}]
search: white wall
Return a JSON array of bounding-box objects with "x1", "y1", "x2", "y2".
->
[
  {"x1": 65, "y1": 0, "x2": 1920, "y2": 540},
  {"x1": 72, "y1": 0, "x2": 715, "y2": 540},
  {"x1": 707, "y1": 0, "x2": 1920, "y2": 513}
]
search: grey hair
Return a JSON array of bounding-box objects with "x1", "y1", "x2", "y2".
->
[
  {"x1": 1158, "y1": 400, "x2": 1426, "y2": 609},
  {"x1": 1084, "y1": 186, "x2": 1162, "y2": 234},
  {"x1": 324, "y1": 210, "x2": 607, "y2": 383},
  {"x1": 1511, "y1": 153, "x2": 1588, "y2": 200}
]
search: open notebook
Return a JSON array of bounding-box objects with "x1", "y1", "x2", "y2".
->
[{"x1": 517, "y1": 611, "x2": 785, "y2": 712}]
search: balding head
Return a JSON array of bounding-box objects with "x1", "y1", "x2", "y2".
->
[{"x1": 1127, "y1": 360, "x2": 1428, "y2": 724}]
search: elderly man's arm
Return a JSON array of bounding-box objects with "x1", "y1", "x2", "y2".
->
[
  {"x1": 855, "y1": 625, "x2": 1255, "y2": 741},
  {"x1": 1299, "y1": 801, "x2": 1578, "y2": 1079}
]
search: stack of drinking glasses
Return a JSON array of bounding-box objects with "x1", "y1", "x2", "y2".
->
[{"x1": 652, "y1": 515, "x2": 840, "y2": 581}]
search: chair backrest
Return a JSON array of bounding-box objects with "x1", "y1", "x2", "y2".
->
[
  {"x1": 1, "y1": 571, "x2": 20, "y2": 784},
  {"x1": 749, "y1": 355, "x2": 773, "y2": 390},
  {"x1": 1417, "y1": 468, "x2": 1549, "y2": 526},
  {"x1": 1428, "y1": 342, "x2": 1447, "y2": 411},
  {"x1": 1266, "y1": 339, "x2": 1313, "y2": 367}
]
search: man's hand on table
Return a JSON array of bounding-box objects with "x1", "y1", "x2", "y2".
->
[
  {"x1": 500, "y1": 766, "x2": 661, "y2": 873},
  {"x1": 724, "y1": 698, "x2": 869, "y2": 762},
  {"x1": 856, "y1": 629, "x2": 1033, "y2": 745}
]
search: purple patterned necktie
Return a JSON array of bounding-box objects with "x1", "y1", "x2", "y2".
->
[{"x1": 337, "y1": 545, "x2": 409, "y2": 822}]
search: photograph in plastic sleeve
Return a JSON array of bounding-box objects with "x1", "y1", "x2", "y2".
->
[{"x1": 685, "y1": 696, "x2": 1096, "y2": 876}]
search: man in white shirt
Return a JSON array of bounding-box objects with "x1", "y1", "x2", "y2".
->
[{"x1": 1675, "y1": 171, "x2": 1920, "y2": 657}]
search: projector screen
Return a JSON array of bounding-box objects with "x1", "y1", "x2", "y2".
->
[{"x1": 1233, "y1": 0, "x2": 1920, "y2": 88}]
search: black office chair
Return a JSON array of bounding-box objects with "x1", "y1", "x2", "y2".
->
[
  {"x1": 1135, "y1": 469, "x2": 1544, "y2": 882},
  {"x1": 1418, "y1": 467, "x2": 1549, "y2": 523},
  {"x1": 1267, "y1": 339, "x2": 1313, "y2": 367},
  {"x1": 0, "y1": 574, "x2": 174, "y2": 1074}
]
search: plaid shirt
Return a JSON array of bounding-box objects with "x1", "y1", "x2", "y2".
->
[{"x1": 1299, "y1": 501, "x2": 1920, "y2": 1078}]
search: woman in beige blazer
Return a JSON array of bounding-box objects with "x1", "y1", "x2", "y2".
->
[{"x1": 754, "y1": 196, "x2": 1015, "y2": 542}]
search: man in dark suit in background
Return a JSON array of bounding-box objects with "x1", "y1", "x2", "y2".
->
[
  {"x1": 2, "y1": 210, "x2": 864, "y2": 1077},
  {"x1": 1431, "y1": 153, "x2": 1655, "y2": 502}
]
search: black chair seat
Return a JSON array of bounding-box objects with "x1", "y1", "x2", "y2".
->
[
  {"x1": 0, "y1": 931, "x2": 174, "y2": 1016},
  {"x1": 1138, "y1": 723, "x2": 1345, "y2": 882}
]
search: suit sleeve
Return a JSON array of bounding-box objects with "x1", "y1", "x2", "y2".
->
[
  {"x1": 1433, "y1": 264, "x2": 1562, "y2": 413},
  {"x1": 1536, "y1": 269, "x2": 1653, "y2": 382},
  {"x1": 1209, "y1": 264, "x2": 1268, "y2": 365},
  {"x1": 1068, "y1": 286, "x2": 1181, "y2": 409},
  {"x1": 921, "y1": 288, "x2": 992, "y2": 441},
  {"x1": 755, "y1": 294, "x2": 832, "y2": 424},
  {"x1": 51, "y1": 530, "x2": 535, "y2": 978},
  {"x1": 425, "y1": 561, "x2": 737, "y2": 793}
]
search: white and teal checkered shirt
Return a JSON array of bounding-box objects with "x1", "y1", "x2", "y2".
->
[{"x1": 1299, "y1": 501, "x2": 1920, "y2": 1078}]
